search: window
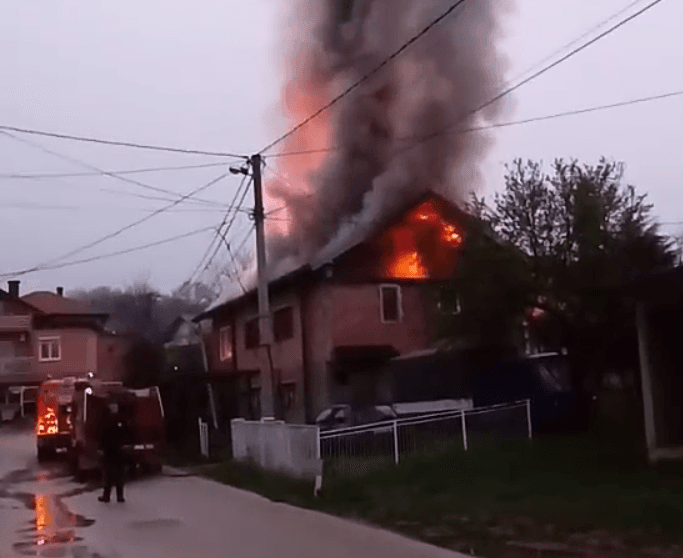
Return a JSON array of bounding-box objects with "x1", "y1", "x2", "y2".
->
[
  {"x1": 244, "y1": 318, "x2": 260, "y2": 349},
  {"x1": 38, "y1": 337, "x2": 61, "y2": 362},
  {"x1": 279, "y1": 382, "x2": 296, "y2": 411},
  {"x1": 437, "y1": 295, "x2": 461, "y2": 315},
  {"x1": 219, "y1": 325, "x2": 233, "y2": 362},
  {"x1": 380, "y1": 285, "x2": 402, "y2": 323},
  {"x1": 273, "y1": 306, "x2": 294, "y2": 342}
]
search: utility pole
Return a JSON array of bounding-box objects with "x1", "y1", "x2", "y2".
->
[{"x1": 250, "y1": 154, "x2": 276, "y2": 419}]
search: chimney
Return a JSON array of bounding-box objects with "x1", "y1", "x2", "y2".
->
[
  {"x1": 56, "y1": 287, "x2": 64, "y2": 297},
  {"x1": 8, "y1": 280, "x2": 19, "y2": 298}
]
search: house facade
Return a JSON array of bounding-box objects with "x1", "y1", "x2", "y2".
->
[
  {"x1": 0, "y1": 282, "x2": 128, "y2": 397},
  {"x1": 196, "y1": 193, "x2": 467, "y2": 424}
]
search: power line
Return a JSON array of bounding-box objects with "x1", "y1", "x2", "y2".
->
[
  {"x1": 258, "y1": 0, "x2": 470, "y2": 155},
  {"x1": 3, "y1": 172, "x2": 230, "y2": 278},
  {"x1": 266, "y1": 89, "x2": 683, "y2": 159},
  {"x1": 185, "y1": 172, "x2": 252, "y2": 286},
  {"x1": 199, "y1": 174, "x2": 253, "y2": 279},
  {"x1": 396, "y1": 0, "x2": 667, "y2": 153},
  {"x1": 0, "y1": 124, "x2": 247, "y2": 158},
  {"x1": 506, "y1": 0, "x2": 648, "y2": 87},
  {"x1": 0, "y1": 161, "x2": 231, "y2": 179},
  {"x1": 99, "y1": 187, "x2": 231, "y2": 208},
  {"x1": 0, "y1": 226, "x2": 217, "y2": 277},
  {"x1": 1, "y1": 130, "x2": 233, "y2": 207},
  {"x1": 217, "y1": 227, "x2": 247, "y2": 294}
]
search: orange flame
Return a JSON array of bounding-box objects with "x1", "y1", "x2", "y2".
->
[
  {"x1": 381, "y1": 199, "x2": 463, "y2": 280},
  {"x1": 387, "y1": 250, "x2": 428, "y2": 279},
  {"x1": 265, "y1": 83, "x2": 333, "y2": 239}
]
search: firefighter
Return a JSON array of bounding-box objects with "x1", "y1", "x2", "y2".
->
[{"x1": 98, "y1": 399, "x2": 128, "y2": 503}]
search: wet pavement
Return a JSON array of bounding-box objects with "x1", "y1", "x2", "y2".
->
[{"x1": 1, "y1": 425, "x2": 471, "y2": 558}]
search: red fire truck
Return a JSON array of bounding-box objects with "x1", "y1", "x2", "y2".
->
[
  {"x1": 35, "y1": 375, "x2": 165, "y2": 478},
  {"x1": 69, "y1": 380, "x2": 165, "y2": 479},
  {"x1": 36, "y1": 376, "x2": 124, "y2": 462}
]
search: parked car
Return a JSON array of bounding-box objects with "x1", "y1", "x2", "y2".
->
[{"x1": 315, "y1": 404, "x2": 397, "y2": 432}]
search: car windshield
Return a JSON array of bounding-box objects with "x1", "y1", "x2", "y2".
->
[{"x1": 315, "y1": 409, "x2": 333, "y2": 422}]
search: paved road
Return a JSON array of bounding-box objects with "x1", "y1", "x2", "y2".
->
[{"x1": 1, "y1": 425, "x2": 470, "y2": 558}]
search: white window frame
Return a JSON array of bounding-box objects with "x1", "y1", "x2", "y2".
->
[
  {"x1": 379, "y1": 284, "x2": 403, "y2": 324},
  {"x1": 38, "y1": 336, "x2": 61, "y2": 362},
  {"x1": 219, "y1": 325, "x2": 233, "y2": 362}
]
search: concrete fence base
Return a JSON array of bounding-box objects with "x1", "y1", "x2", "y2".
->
[{"x1": 231, "y1": 418, "x2": 323, "y2": 482}]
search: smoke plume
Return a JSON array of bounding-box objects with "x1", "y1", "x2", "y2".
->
[{"x1": 265, "y1": 0, "x2": 514, "y2": 274}]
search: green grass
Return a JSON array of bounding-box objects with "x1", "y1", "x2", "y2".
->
[{"x1": 194, "y1": 435, "x2": 683, "y2": 555}]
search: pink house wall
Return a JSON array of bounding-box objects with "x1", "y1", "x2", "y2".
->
[
  {"x1": 33, "y1": 329, "x2": 98, "y2": 379},
  {"x1": 213, "y1": 281, "x2": 438, "y2": 422},
  {"x1": 331, "y1": 283, "x2": 432, "y2": 353},
  {"x1": 234, "y1": 291, "x2": 307, "y2": 424}
]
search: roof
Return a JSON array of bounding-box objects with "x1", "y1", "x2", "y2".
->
[
  {"x1": 0, "y1": 289, "x2": 42, "y2": 313},
  {"x1": 197, "y1": 190, "x2": 469, "y2": 320},
  {"x1": 22, "y1": 291, "x2": 105, "y2": 316}
]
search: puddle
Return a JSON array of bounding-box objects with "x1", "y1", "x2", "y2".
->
[{"x1": 9, "y1": 491, "x2": 95, "y2": 556}]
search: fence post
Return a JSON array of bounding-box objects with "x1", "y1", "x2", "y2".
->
[
  {"x1": 198, "y1": 417, "x2": 209, "y2": 458},
  {"x1": 393, "y1": 420, "x2": 399, "y2": 465},
  {"x1": 461, "y1": 409, "x2": 468, "y2": 451},
  {"x1": 526, "y1": 399, "x2": 533, "y2": 440}
]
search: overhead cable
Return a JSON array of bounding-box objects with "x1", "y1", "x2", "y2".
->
[
  {"x1": 258, "y1": 0, "x2": 470, "y2": 154},
  {"x1": 0, "y1": 124, "x2": 246, "y2": 158}
]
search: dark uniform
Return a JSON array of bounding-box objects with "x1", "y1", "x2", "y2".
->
[{"x1": 98, "y1": 404, "x2": 129, "y2": 503}]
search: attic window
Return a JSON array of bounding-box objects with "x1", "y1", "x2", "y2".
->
[{"x1": 380, "y1": 285, "x2": 402, "y2": 323}]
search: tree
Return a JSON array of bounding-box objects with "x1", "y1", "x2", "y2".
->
[
  {"x1": 436, "y1": 205, "x2": 534, "y2": 353},
  {"x1": 73, "y1": 279, "x2": 215, "y2": 386},
  {"x1": 439, "y1": 158, "x2": 676, "y2": 390}
]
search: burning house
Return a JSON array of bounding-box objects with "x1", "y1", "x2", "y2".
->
[
  {"x1": 196, "y1": 192, "x2": 468, "y2": 423},
  {"x1": 196, "y1": 0, "x2": 514, "y2": 424}
]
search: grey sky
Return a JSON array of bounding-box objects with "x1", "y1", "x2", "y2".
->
[{"x1": 1, "y1": 0, "x2": 681, "y2": 295}]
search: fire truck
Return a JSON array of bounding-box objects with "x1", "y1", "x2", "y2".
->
[
  {"x1": 69, "y1": 379, "x2": 165, "y2": 480},
  {"x1": 35, "y1": 375, "x2": 165, "y2": 478}
]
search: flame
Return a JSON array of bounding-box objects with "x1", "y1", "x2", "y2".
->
[
  {"x1": 387, "y1": 250, "x2": 428, "y2": 279},
  {"x1": 36, "y1": 407, "x2": 58, "y2": 436},
  {"x1": 381, "y1": 199, "x2": 463, "y2": 280},
  {"x1": 265, "y1": 83, "x2": 333, "y2": 240}
]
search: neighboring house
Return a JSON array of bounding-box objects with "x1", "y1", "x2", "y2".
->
[
  {"x1": 195, "y1": 192, "x2": 469, "y2": 424},
  {"x1": 162, "y1": 315, "x2": 207, "y2": 379},
  {"x1": 0, "y1": 282, "x2": 129, "y2": 399}
]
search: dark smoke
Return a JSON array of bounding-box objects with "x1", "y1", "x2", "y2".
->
[{"x1": 266, "y1": 0, "x2": 514, "y2": 273}]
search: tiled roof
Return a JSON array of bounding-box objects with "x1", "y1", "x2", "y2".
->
[{"x1": 21, "y1": 291, "x2": 102, "y2": 315}]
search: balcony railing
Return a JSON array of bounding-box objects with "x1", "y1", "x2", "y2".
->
[
  {"x1": 0, "y1": 357, "x2": 38, "y2": 382},
  {"x1": 0, "y1": 315, "x2": 31, "y2": 332}
]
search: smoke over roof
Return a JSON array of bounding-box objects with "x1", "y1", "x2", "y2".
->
[{"x1": 265, "y1": 0, "x2": 514, "y2": 269}]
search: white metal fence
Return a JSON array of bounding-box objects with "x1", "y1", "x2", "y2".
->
[{"x1": 319, "y1": 399, "x2": 532, "y2": 476}]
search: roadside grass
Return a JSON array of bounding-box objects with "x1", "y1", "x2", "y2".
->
[{"x1": 195, "y1": 434, "x2": 683, "y2": 555}]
